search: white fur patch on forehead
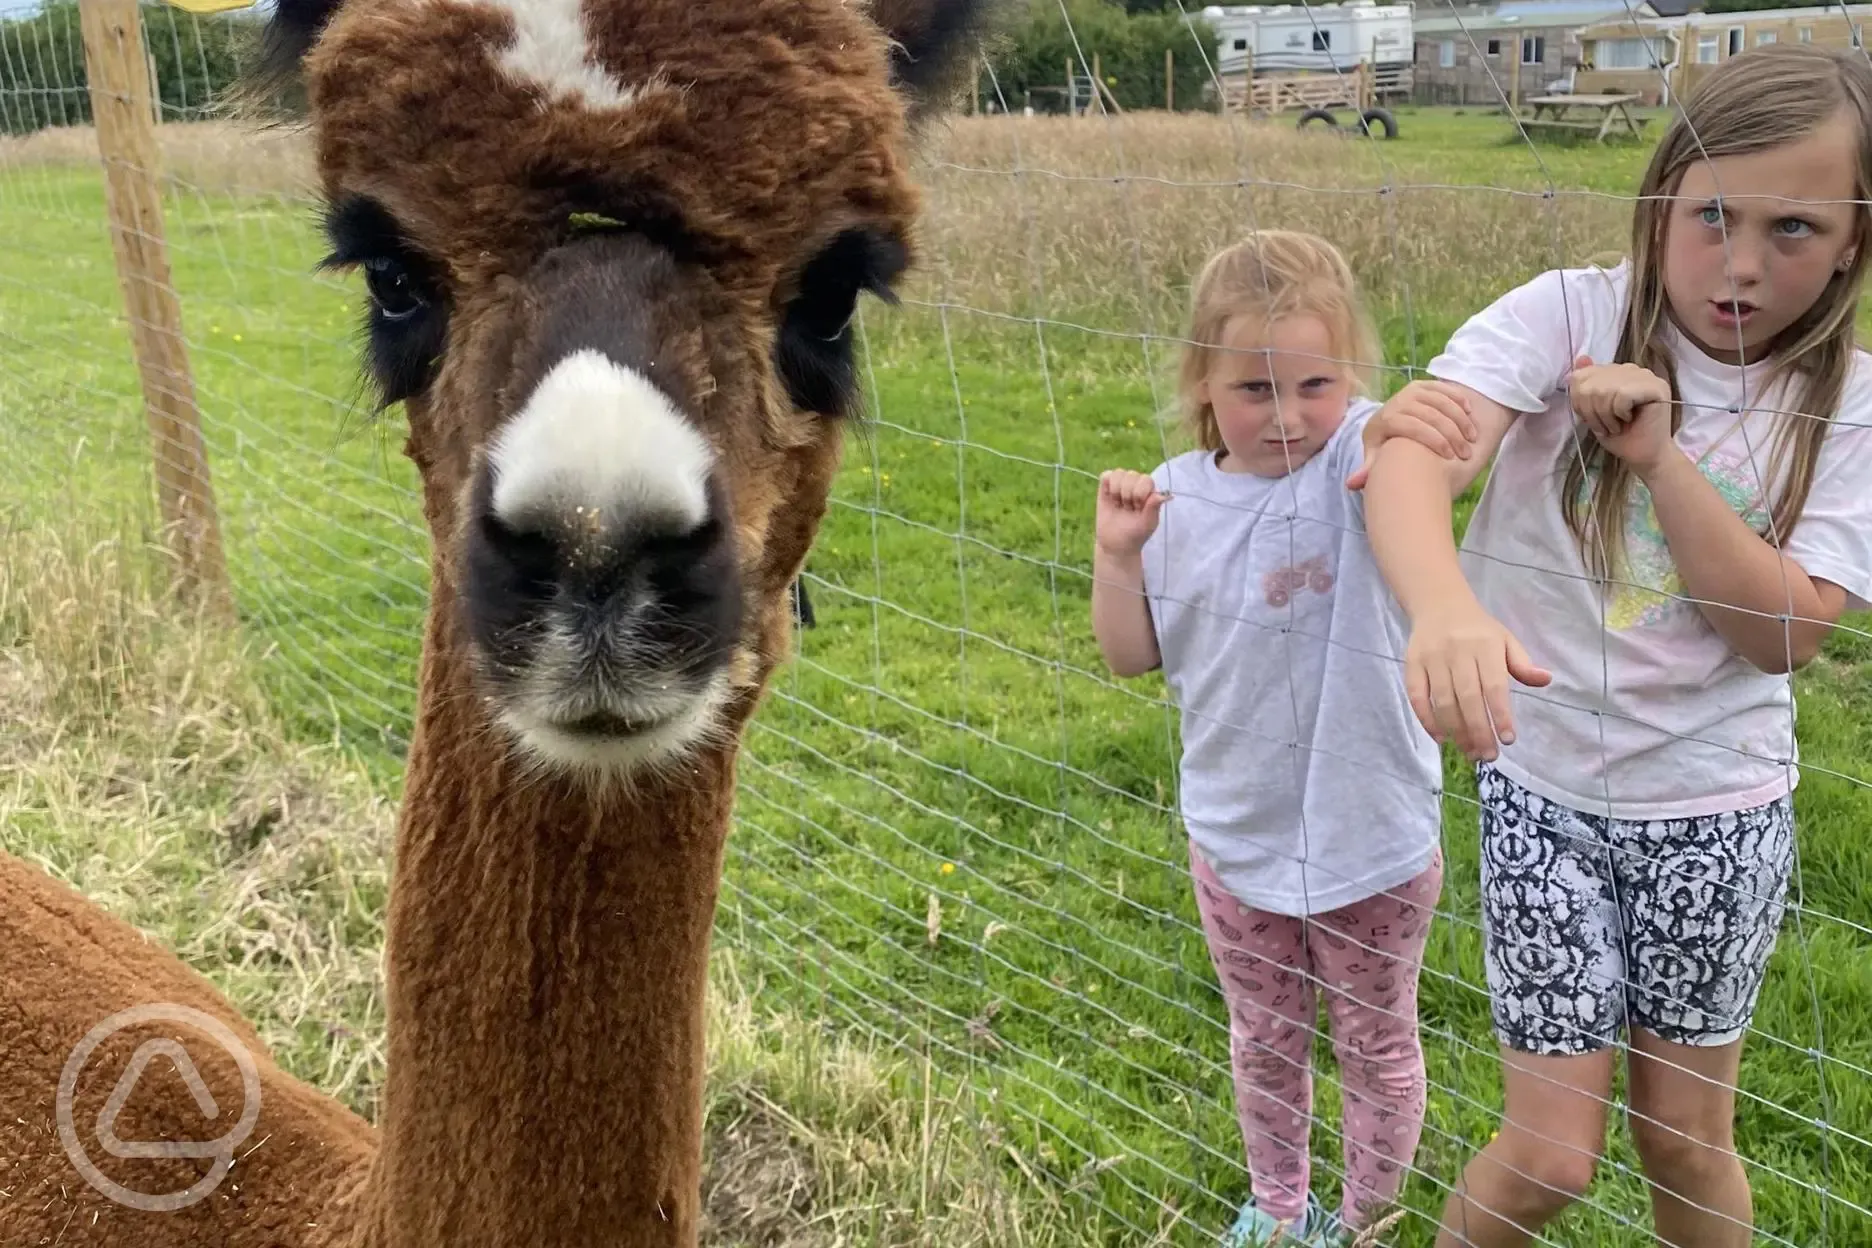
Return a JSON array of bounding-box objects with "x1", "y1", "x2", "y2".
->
[
  {"x1": 488, "y1": 349, "x2": 713, "y2": 533},
  {"x1": 475, "y1": 0, "x2": 641, "y2": 109}
]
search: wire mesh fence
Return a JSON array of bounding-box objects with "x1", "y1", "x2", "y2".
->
[{"x1": 3, "y1": 1, "x2": 1870, "y2": 1244}]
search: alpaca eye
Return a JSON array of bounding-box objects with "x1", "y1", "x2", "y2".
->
[
  {"x1": 775, "y1": 226, "x2": 907, "y2": 418},
  {"x1": 321, "y1": 195, "x2": 449, "y2": 407},
  {"x1": 365, "y1": 257, "x2": 427, "y2": 321}
]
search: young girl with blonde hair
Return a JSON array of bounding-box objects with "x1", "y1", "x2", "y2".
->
[
  {"x1": 1357, "y1": 44, "x2": 1872, "y2": 1247},
  {"x1": 1092, "y1": 230, "x2": 1461, "y2": 1246}
]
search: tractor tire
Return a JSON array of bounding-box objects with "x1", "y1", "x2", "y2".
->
[{"x1": 1357, "y1": 106, "x2": 1398, "y2": 139}]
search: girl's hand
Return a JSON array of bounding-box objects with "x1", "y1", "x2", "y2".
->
[
  {"x1": 1096, "y1": 469, "x2": 1169, "y2": 558},
  {"x1": 1345, "y1": 380, "x2": 1478, "y2": 491},
  {"x1": 1406, "y1": 600, "x2": 1552, "y2": 761},
  {"x1": 1568, "y1": 355, "x2": 1675, "y2": 473}
]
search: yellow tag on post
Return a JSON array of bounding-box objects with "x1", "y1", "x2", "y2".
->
[{"x1": 163, "y1": 0, "x2": 260, "y2": 12}]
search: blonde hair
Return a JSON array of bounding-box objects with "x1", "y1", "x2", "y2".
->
[
  {"x1": 1177, "y1": 230, "x2": 1382, "y2": 453},
  {"x1": 1563, "y1": 44, "x2": 1872, "y2": 582}
]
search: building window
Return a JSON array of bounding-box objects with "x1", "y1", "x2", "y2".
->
[
  {"x1": 1487, "y1": 38, "x2": 1501, "y2": 55},
  {"x1": 1697, "y1": 35, "x2": 1719, "y2": 63},
  {"x1": 1521, "y1": 35, "x2": 1546, "y2": 64},
  {"x1": 1799, "y1": 26, "x2": 1813, "y2": 42},
  {"x1": 1756, "y1": 30, "x2": 1776, "y2": 45},
  {"x1": 1594, "y1": 36, "x2": 1663, "y2": 69},
  {"x1": 1439, "y1": 39, "x2": 1456, "y2": 67},
  {"x1": 1312, "y1": 29, "x2": 1332, "y2": 52},
  {"x1": 1727, "y1": 27, "x2": 1743, "y2": 55}
]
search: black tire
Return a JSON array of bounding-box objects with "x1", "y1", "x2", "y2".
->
[
  {"x1": 1296, "y1": 107, "x2": 1338, "y2": 132},
  {"x1": 1357, "y1": 106, "x2": 1398, "y2": 139}
]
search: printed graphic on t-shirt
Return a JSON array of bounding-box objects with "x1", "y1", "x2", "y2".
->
[
  {"x1": 1261, "y1": 555, "x2": 1336, "y2": 608},
  {"x1": 1577, "y1": 451, "x2": 1769, "y2": 630}
]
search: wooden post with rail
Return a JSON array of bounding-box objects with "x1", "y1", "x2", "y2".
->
[{"x1": 78, "y1": 0, "x2": 230, "y2": 615}]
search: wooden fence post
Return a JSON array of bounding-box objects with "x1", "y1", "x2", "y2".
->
[
  {"x1": 78, "y1": 0, "x2": 230, "y2": 614},
  {"x1": 1166, "y1": 47, "x2": 1174, "y2": 111}
]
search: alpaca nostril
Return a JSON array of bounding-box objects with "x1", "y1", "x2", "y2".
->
[
  {"x1": 476, "y1": 509, "x2": 560, "y2": 600},
  {"x1": 638, "y1": 516, "x2": 729, "y2": 603}
]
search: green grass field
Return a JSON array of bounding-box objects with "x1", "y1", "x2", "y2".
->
[{"x1": 3, "y1": 106, "x2": 1870, "y2": 1244}]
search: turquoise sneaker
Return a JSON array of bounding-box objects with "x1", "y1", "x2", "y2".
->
[
  {"x1": 1219, "y1": 1196, "x2": 1299, "y2": 1247},
  {"x1": 1290, "y1": 1192, "x2": 1353, "y2": 1248}
]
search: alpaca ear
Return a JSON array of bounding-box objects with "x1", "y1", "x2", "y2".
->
[
  {"x1": 870, "y1": 0, "x2": 997, "y2": 118},
  {"x1": 253, "y1": 0, "x2": 346, "y2": 89}
]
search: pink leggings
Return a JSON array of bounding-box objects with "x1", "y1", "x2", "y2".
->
[{"x1": 1191, "y1": 846, "x2": 1443, "y2": 1230}]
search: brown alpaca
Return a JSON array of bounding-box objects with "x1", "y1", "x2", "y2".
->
[{"x1": 0, "y1": 2, "x2": 986, "y2": 1244}]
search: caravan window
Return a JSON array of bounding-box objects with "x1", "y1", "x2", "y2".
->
[
  {"x1": 1234, "y1": 38, "x2": 1249, "y2": 51},
  {"x1": 1312, "y1": 30, "x2": 1331, "y2": 52},
  {"x1": 1595, "y1": 36, "x2": 1662, "y2": 69}
]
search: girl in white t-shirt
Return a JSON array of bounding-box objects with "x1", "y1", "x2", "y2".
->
[
  {"x1": 1356, "y1": 44, "x2": 1872, "y2": 1248},
  {"x1": 1092, "y1": 231, "x2": 1461, "y2": 1246}
]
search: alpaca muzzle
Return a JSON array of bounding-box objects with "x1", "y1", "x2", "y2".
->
[{"x1": 456, "y1": 235, "x2": 747, "y2": 775}]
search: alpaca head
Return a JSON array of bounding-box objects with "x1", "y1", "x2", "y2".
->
[{"x1": 262, "y1": 0, "x2": 985, "y2": 778}]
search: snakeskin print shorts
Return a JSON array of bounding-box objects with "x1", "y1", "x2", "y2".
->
[{"x1": 1475, "y1": 763, "x2": 1795, "y2": 1056}]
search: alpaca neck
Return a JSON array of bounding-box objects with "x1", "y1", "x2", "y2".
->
[{"x1": 357, "y1": 611, "x2": 734, "y2": 1248}]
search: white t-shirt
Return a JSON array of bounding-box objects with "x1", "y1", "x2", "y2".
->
[
  {"x1": 1430, "y1": 259, "x2": 1872, "y2": 820},
  {"x1": 1140, "y1": 400, "x2": 1443, "y2": 917}
]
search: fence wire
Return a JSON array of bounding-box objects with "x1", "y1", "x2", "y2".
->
[{"x1": 2, "y1": 2, "x2": 1869, "y2": 1245}]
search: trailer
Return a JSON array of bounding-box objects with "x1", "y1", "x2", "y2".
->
[{"x1": 1203, "y1": 1, "x2": 1415, "y2": 109}]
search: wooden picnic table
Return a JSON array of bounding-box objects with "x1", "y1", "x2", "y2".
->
[{"x1": 1514, "y1": 92, "x2": 1649, "y2": 143}]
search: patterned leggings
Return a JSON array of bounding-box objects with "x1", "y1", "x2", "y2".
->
[{"x1": 1191, "y1": 846, "x2": 1443, "y2": 1230}]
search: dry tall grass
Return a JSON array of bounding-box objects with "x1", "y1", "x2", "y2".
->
[
  {"x1": 1, "y1": 118, "x2": 316, "y2": 200},
  {"x1": 915, "y1": 114, "x2": 1627, "y2": 340},
  {"x1": 3, "y1": 114, "x2": 1628, "y2": 339}
]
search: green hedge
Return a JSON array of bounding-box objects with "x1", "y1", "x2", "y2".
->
[
  {"x1": 0, "y1": 1, "x2": 255, "y2": 136},
  {"x1": 980, "y1": 0, "x2": 1220, "y2": 113}
]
